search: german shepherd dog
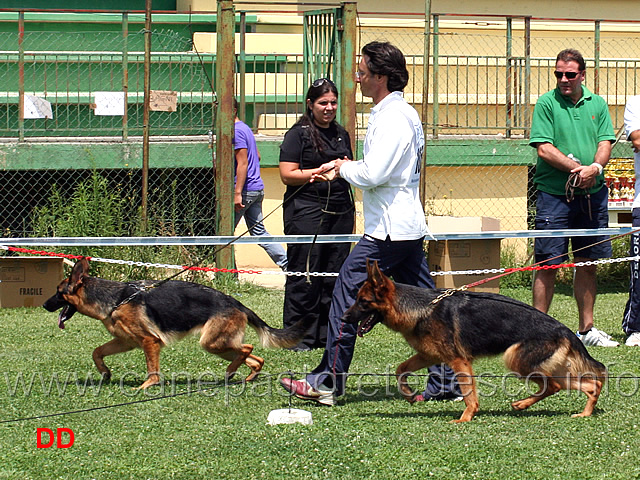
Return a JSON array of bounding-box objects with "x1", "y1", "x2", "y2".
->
[
  {"x1": 343, "y1": 260, "x2": 607, "y2": 423},
  {"x1": 43, "y1": 258, "x2": 305, "y2": 389}
]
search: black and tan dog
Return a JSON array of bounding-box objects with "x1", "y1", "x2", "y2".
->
[
  {"x1": 43, "y1": 258, "x2": 305, "y2": 389},
  {"x1": 344, "y1": 260, "x2": 607, "y2": 423}
]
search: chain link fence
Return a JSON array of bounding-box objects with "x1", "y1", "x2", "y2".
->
[
  {"x1": 1, "y1": 10, "x2": 639, "y2": 275},
  {"x1": 0, "y1": 14, "x2": 218, "y2": 276}
]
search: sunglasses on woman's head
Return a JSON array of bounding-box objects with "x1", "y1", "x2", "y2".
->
[
  {"x1": 553, "y1": 71, "x2": 580, "y2": 80},
  {"x1": 312, "y1": 77, "x2": 335, "y2": 88}
]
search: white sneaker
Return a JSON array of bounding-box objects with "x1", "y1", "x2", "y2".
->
[
  {"x1": 625, "y1": 332, "x2": 640, "y2": 346},
  {"x1": 576, "y1": 327, "x2": 620, "y2": 347}
]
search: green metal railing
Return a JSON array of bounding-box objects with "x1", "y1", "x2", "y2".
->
[{"x1": 2, "y1": 12, "x2": 640, "y2": 139}]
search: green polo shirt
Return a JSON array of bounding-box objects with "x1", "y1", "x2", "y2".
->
[{"x1": 529, "y1": 85, "x2": 615, "y2": 195}]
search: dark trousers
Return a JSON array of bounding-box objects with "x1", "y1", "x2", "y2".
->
[
  {"x1": 623, "y1": 208, "x2": 640, "y2": 335},
  {"x1": 283, "y1": 199, "x2": 354, "y2": 349},
  {"x1": 306, "y1": 235, "x2": 458, "y2": 397}
]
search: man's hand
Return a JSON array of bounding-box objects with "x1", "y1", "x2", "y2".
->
[
  {"x1": 234, "y1": 192, "x2": 245, "y2": 212},
  {"x1": 570, "y1": 164, "x2": 599, "y2": 190},
  {"x1": 310, "y1": 157, "x2": 350, "y2": 183},
  {"x1": 310, "y1": 161, "x2": 337, "y2": 183}
]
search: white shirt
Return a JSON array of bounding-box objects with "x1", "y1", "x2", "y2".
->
[
  {"x1": 624, "y1": 95, "x2": 640, "y2": 209},
  {"x1": 339, "y1": 91, "x2": 429, "y2": 240}
]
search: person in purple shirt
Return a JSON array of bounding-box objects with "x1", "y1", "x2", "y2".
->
[{"x1": 233, "y1": 98, "x2": 287, "y2": 270}]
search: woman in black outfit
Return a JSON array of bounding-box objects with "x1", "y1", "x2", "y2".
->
[{"x1": 279, "y1": 78, "x2": 355, "y2": 351}]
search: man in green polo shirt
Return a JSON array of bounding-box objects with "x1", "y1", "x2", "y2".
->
[{"x1": 529, "y1": 48, "x2": 618, "y2": 347}]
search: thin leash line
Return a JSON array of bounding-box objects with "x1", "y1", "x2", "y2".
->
[
  {"x1": 154, "y1": 166, "x2": 337, "y2": 286},
  {"x1": 3, "y1": 369, "x2": 630, "y2": 424},
  {"x1": 0, "y1": 380, "x2": 244, "y2": 425},
  {"x1": 304, "y1": 174, "x2": 355, "y2": 284},
  {"x1": 96, "y1": 168, "x2": 334, "y2": 314},
  {"x1": 462, "y1": 123, "x2": 629, "y2": 293},
  {"x1": 458, "y1": 226, "x2": 640, "y2": 292}
]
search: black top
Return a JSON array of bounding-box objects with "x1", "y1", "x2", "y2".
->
[{"x1": 279, "y1": 122, "x2": 354, "y2": 208}]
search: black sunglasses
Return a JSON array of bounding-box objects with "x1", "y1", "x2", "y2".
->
[
  {"x1": 553, "y1": 71, "x2": 580, "y2": 80},
  {"x1": 312, "y1": 77, "x2": 335, "y2": 88}
]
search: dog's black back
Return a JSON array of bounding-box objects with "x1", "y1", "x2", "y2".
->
[
  {"x1": 90, "y1": 278, "x2": 261, "y2": 333},
  {"x1": 395, "y1": 284, "x2": 600, "y2": 366}
]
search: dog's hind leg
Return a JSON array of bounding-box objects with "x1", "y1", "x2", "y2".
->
[
  {"x1": 93, "y1": 337, "x2": 135, "y2": 383},
  {"x1": 213, "y1": 344, "x2": 264, "y2": 382},
  {"x1": 572, "y1": 378, "x2": 602, "y2": 418},
  {"x1": 449, "y1": 357, "x2": 479, "y2": 423},
  {"x1": 139, "y1": 336, "x2": 164, "y2": 389},
  {"x1": 199, "y1": 313, "x2": 263, "y2": 382},
  {"x1": 200, "y1": 330, "x2": 264, "y2": 381},
  {"x1": 241, "y1": 350, "x2": 264, "y2": 382},
  {"x1": 396, "y1": 354, "x2": 433, "y2": 403},
  {"x1": 510, "y1": 375, "x2": 561, "y2": 411},
  {"x1": 506, "y1": 343, "x2": 567, "y2": 412},
  {"x1": 564, "y1": 376, "x2": 602, "y2": 418}
]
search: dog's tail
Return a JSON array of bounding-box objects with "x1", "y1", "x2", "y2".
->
[{"x1": 245, "y1": 309, "x2": 307, "y2": 349}]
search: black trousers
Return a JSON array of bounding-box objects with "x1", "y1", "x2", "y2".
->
[
  {"x1": 283, "y1": 198, "x2": 354, "y2": 350},
  {"x1": 623, "y1": 208, "x2": 640, "y2": 335}
]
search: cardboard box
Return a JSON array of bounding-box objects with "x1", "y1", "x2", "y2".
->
[
  {"x1": 0, "y1": 257, "x2": 64, "y2": 308},
  {"x1": 427, "y1": 216, "x2": 501, "y2": 293}
]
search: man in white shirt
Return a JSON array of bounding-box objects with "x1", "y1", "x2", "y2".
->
[
  {"x1": 622, "y1": 95, "x2": 640, "y2": 346},
  {"x1": 280, "y1": 41, "x2": 459, "y2": 405}
]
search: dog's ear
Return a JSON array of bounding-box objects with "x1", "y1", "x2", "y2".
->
[
  {"x1": 366, "y1": 259, "x2": 394, "y2": 294},
  {"x1": 366, "y1": 259, "x2": 384, "y2": 284},
  {"x1": 69, "y1": 258, "x2": 90, "y2": 292}
]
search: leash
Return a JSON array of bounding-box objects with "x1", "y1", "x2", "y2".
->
[
  {"x1": 431, "y1": 225, "x2": 640, "y2": 304},
  {"x1": 105, "y1": 282, "x2": 149, "y2": 318},
  {"x1": 564, "y1": 125, "x2": 625, "y2": 216},
  {"x1": 435, "y1": 125, "x2": 631, "y2": 304},
  {"x1": 104, "y1": 166, "x2": 339, "y2": 311},
  {"x1": 304, "y1": 170, "x2": 354, "y2": 284}
]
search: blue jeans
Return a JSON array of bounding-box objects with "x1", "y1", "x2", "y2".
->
[
  {"x1": 234, "y1": 190, "x2": 288, "y2": 269},
  {"x1": 305, "y1": 235, "x2": 458, "y2": 398}
]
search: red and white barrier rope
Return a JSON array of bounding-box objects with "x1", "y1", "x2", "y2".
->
[{"x1": 2, "y1": 244, "x2": 639, "y2": 278}]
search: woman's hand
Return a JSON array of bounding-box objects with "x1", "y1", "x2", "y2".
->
[{"x1": 309, "y1": 161, "x2": 337, "y2": 183}]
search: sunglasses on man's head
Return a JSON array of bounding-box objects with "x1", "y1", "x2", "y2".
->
[
  {"x1": 312, "y1": 77, "x2": 335, "y2": 88},
  {"x1": 553, "y1": 71, "x2": 580, "y2": 80}
]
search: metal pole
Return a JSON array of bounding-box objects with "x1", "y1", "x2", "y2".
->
[
  {"x1": 122, "y1": 12, "x2": 129, "y2": 141},
  {"x1": 432, "y1": 15, "x2": 439, "y2": 138},
  {"x1": 303, "y1": 15, "x2": 309, "y2": 94},
  {"x1": 505, "y1": 17, "x2": 512, "y2": 139},
  {"x1": 239, "y1": 11, "x2": 246, "y2": 123},
  {"x1": 594, "y1": 20, "x2": 601, "y2": 95},
  {"x1": 339, "y1": 2, "x2": 357, "y2": 148},
  {"x1": 215, "y1": 0, "x2": 236, "y2": 274},
  {"x1": 141, "y1": 0, "x2": 152, "y2": 231},
  {"x1": 524, "y1": 17, "x2": 531, "y2": 138},
  {"x1": 420, "y1": 0, "x2": 432, "y2": 207},
  {"x1": 18, "y1": 11, "x2": 24, "y2": 142}
]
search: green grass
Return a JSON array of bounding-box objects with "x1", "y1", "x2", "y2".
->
[{"x1": 1, "y1": 284, "x2": 640, "y2": 479}]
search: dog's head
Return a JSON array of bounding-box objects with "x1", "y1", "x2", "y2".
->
[
  {"x1": 43, "y1": 258, "x2": 89, "y2": 329},
  {"x1": 343, "y1": 259, "x2": 396, "y2": 337}
]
